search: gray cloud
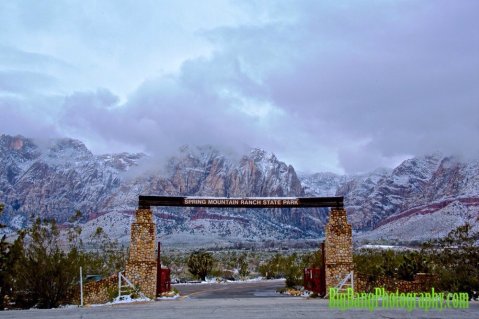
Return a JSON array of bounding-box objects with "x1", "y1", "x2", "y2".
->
[
  {"x1": 0, "y1": 95, "x2": 62, "y2": 138},
  {"x1": 1, "y1": 1, "x2": 479, "y2": 174},
  {"x1": 58, "y1": 64, "x2": 272, "y2": 161},
  {"x1": 260, "y1": 0, "x2": 479, "y2": 172}
]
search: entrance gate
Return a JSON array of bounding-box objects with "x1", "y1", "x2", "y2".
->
[
  {"x1": 125, "y1": 196, "x2": 353, "y2": 298},
  {"x1": 303, "y1": 242, "x2": 326, "y2": 296}
]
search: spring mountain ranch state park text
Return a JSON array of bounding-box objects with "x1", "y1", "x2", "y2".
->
[{"x1": 184, "y1": 198, "x2": 300, "y2": 206}]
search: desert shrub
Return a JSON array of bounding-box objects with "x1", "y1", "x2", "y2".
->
[
  {"x1": 396, "y1": 251, "x2": 429, "y2": 281},
  {"x1": 187, "y1": 250, "x2": 215, "y2": 281},
  {"x1": 12, "y1": 218, "x2": 81, "y2": 308},
  {"x1": 258, "y1": 253, "x2": 304, "y2": 288},
  {"x1": 423, "y1": 223, "x2": 479, "y2": 299},
  {"x1": 0, "y1": 209, "x2": 128, "y2": 309}
]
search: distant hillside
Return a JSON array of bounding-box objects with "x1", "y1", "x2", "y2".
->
[
  {"x1": 302, "y1": 154, "x2": 479, "y2": 241},
  {"x1": 1, "y1": 133, "x2": 478, "y2": 246},
  {"x1": 0, "y1": 134, "x2": 326, "y2": 246}
]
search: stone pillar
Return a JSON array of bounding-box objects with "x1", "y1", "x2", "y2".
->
[
  {"x1": 324, "y1": 208, "x2": 353, "y2": 290},
  {"x1": 125, "y1": 209, "x2": 157, "y2": 298}
]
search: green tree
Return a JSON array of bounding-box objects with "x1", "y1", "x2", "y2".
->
[
  {"x1": 238, "y1": 253, "x2": 250, "y2": 278},
  {"x1": 66, "y1": 210, "x2": 83, "y2": 248},
  {"x1": 187, "y1": 251, "x2": 214, "y2": 281},
  {"x1": 0, "y1": 209, "x2": 129, "y2": 309},
  {"x1": 0, "y1": 203, "x2": 12, "y2": 309},
  {"x1": 423, "y1": 223, "x2": 479, "y2": 299},
  {"x1": 0, "y1": 204, "x2": 25, "y2": 310},
  {"x1": 283, "y1": 253, "x2": 303, "y2": 288},
  {"x1": 258, "y1": 253, "x2": 303, "y2": 287},
  {"x1": 301, "y1": 250, "x2": 322, "y2": 269},
  {"x1": 354, "y1": 250, "x2": 385, "y2": 283},
  {"x1": 397, "y1": 251, "x2": 429, "y2": 281},
  {"x1": 258, "y1": 253, "x2": 283, "y2": 279},
  {"x1": 85, "y1": 226, "x2": 127, "y2": 277},
  {"x1": 13, "y1": 218, "x2": 81, "y2": 308}
]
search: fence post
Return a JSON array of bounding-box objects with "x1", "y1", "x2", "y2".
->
[
  {"x1": 351, "y1": 271, "x2": 354, "y2": 291},
  {"x1": 157, "y1": 241, "x2": 161, "y2": 296},
  {"x1": 80, "y1": 267, "x2": 83, "y2": 307},
  {"x1": 118, "y1": 272, "x2": 122, "y2": 299}
]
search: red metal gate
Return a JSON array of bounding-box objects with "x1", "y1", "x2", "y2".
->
[
  {"x1": 158, "y1": 268, "x2": 171, "y2": 294},
  {"x1": 156, "y1": 242, "x2": 171, "y2": 296},
  {"x1": 304, "y1": 268, "x2": 322, "y2": 294},
  {"x1": 303, "y1": 242, "x2": 326, "y2": 297}
]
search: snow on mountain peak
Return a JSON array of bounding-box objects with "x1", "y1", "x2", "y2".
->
[{"x1": 1, "y1": 133, "x2": 478, "y2": 245}]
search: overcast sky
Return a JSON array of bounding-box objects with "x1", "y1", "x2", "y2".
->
[{"x1": 1, "y1": 0, "x2": 478, "y2": 174}]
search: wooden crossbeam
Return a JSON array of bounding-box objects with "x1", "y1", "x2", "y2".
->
[{"x1": 138, "y1": 195, "x2": 344, "y2": 209}]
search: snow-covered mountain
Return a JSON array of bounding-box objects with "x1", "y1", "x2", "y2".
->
[
  {"x1": 0, "y1": 134, "x2": 327, "y2": 246},
  {"x1": 302, "y1": 154, "x2": 479, "y2": 241},
  {"x1": 1, "y1": 134, "x2": 478, "y2": 246}
]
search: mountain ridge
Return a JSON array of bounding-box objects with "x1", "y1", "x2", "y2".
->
[{"x1": 1, "y1": 133, "x2": 478, "y2": 246}]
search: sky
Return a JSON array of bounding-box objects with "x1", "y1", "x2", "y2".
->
[{"x1": 1, "y1": 0, "x2": 478, "y2": 174}]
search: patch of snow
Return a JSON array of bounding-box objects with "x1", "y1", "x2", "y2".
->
[
  {"x1": 91, "y1": 295, "x2": 151, "y2": 307},
  {"x1": 10, "y1": 214, "x2": 25, "y2": 230},
  {"x1": 156, "y1": 294, "x2": 180, "y2": 300},
  {"x1": 358, "y1": 245, "x2": 414, "y2": 251}
]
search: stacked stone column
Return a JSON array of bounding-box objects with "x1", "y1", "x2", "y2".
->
[
  {"x1": 125, "y1": 209, "x2": 157, "y2": 298},
  {"x1": 324, "y1": 208, "x2": 353, "y2": 290}
]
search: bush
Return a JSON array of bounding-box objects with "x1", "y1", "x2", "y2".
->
[
  {"x1": 354, "y1": 249, "x2": 403, "y2": 282},
  {"x1": 423, "y1": 223, "x2": 479, "y2": 299},
  {"x1": 187, "y1": 250, "x2": 215, "y2": 281},
  {"x1": 12, "y1": 218, "x2": 81, "y2": 308},
  {"x1": 0, "y1": 203, "x2": 16, "y2": 310},
  {"x1": 258, "y1": 253, "x2": 303, "y2": 288},
  {"x1": 0, "y1": 209, "x2": 128, "y2": 309},
  {"x1": 238, "y1": 254, "x2": 250, "y2": 278},
  {"x1": 354, "y1": 223, "x2": 479, "y2": 299}
]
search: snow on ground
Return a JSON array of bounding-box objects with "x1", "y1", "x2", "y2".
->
[
  {"x1": 80, "y1": 211, "x2": 132, "y2": 243},
  {"x1": 357, "y1": 200, "x2": 479, "y2": 243},
  {"x1": 90, "y1": 295, "x2": 151, "y2": 307},
  {"x1": 357, "y1": 245, "x2": 414, "y2": 251},
  {"x1": 157, "y1": 295, "x2": 180, "y2": 300}
]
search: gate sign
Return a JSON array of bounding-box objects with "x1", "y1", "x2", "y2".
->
[
  {"x1": 184, "y1": 198, "x2": 299, "y2": 206},
  {"x1": 139, "y1": 195, "x2": 343, "y2": 209}
]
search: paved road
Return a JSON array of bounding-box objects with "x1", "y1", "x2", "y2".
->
[
  {"x1": 175, "y1": 279, "x2": 287, "y2": 299},
  {"x1": 0, "y1": 281, "x2": 478, "y2": 319}
]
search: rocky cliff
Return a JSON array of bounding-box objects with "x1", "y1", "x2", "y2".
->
[
  {"x1": 1, "y1": 133, "x2": 478, "y2": 245},
  {"x1": 302, "y1": 154, "x2": 479, "y2": 241},
  {"x1": 0, "y1": 134, "x2": 326, "y2": 245}
]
